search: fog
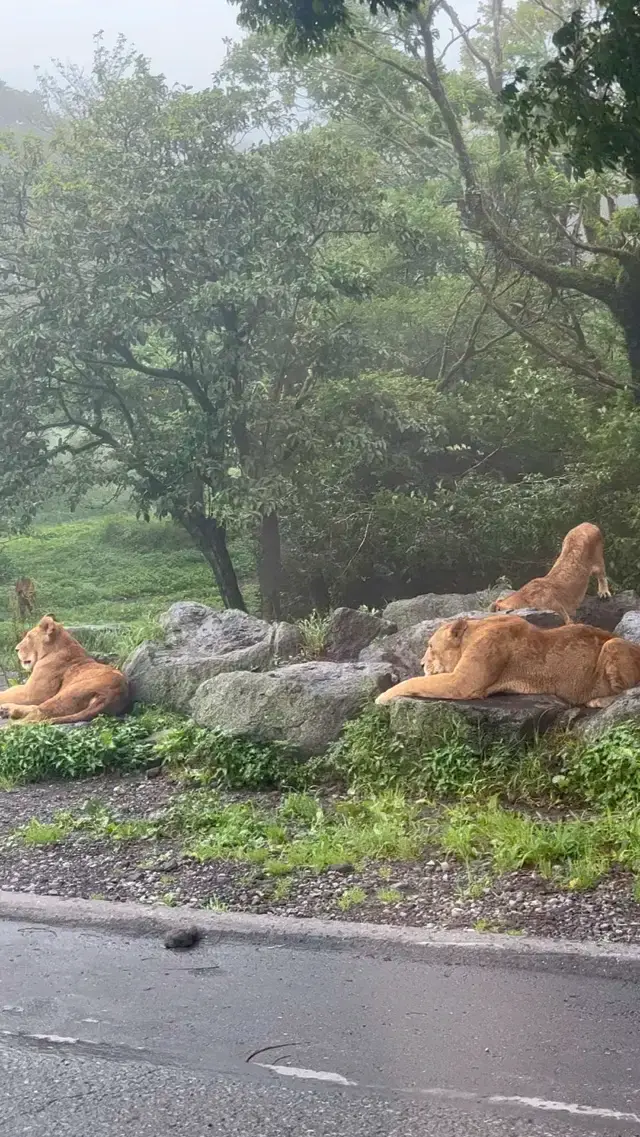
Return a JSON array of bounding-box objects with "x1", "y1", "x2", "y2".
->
[
  {"x1": 2, "y1": 0, "x2": 481, "y2": 92},
  {"x1": 2, "y1": 0, "x2": 240, "y2": 91}
]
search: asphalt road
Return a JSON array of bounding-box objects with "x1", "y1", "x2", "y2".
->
[{"x1": 1, "y1": 918, "x2": 639, "y2": 1135}]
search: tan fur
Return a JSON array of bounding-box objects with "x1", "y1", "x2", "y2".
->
[
  {"x1": 489, "y1": 522, "x2": 610, "y2": 623},
  {"x1": 0, "y1": 615, "x2": 130, "y2": 725},
  {"x1": 375, "y1": 614, "x2": 640, "y2": 708}
]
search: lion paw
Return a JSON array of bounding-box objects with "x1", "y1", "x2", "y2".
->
[{"x1": 598, "y1": 588, "x2": 612, "y2": 600}]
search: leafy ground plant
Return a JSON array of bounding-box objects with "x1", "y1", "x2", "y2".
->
[
  {"x1": 153, "y1": 720, "x2": 309, "y2": 791},
  {"x1": 0, "y1": 718, "x2": 154, "y2": 786},
  {"x1": 329, "y1": 706, "x2": 520, "y2": 799}
]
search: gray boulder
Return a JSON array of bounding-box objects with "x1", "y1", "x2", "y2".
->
[
  {"x1": 190, "y1": 660, "x2": 395, "y2": 756},
  {"x1": 613, "y1": 610, "x2": 640, "y2": 645},
  {"x1": 573, "y1": 686, "x2": 640, "y2": 740},
  {"x1": 382, "y1": 591, "x2": 500, "y2": 630},
  {"x1": 124, "y1": 603, "x2": 302, "y2": 712},
  {"x1": 576, "y1": 592, "x2": 640, "y2": 632},
  {"x1": 324, "y1": 607, "x2": 396, "y2": 661},
  {"x1": 388, "y1": 692, "x2": 573, "y2": 745},
  {"x1": 360, "y1": 608, "x2": 564, "y2": 681}
]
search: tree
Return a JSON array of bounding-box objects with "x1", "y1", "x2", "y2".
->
[
  {"x1": 502, "y1": 0, "x2": 640, "y2": 181},
  {"x1": 0, "y1": 47, "x2": 381, "y2": 616},
  {"x1": 230, "y1": 0, "x2": 640, "y2": 391}
]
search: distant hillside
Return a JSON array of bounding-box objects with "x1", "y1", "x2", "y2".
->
[{"x1": 0, "y1": 79, "x2": 48, "y2": 134}]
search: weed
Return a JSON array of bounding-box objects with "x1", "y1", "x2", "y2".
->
[
  {"x1": 473, "y1": 918, "x2": 496, "y2": 933},
  {"x1": 159, "y1": 892, "x2": 179, "y2": 907},
  {"x1": 18, "y1": 818, "x2": 73, "y2": 846},
  {"x1": 201, "y1": 896, "x2": 228, "y2": 911},
  {"x1": 329, "y1": 706, "x2": 514, "y2": 798},
  {"x1": 271, "y1": 877, "x2": 293, "y2": 901},
  {"x1": 337, "y1": 886, "x2": 367, "y2": 911},
  {"x1": 554, "y1": 724, "x2": 640, "y2": 809},
  {"x1": 376, "y1": 887, "x2": 403, "y2": 904},
  {"x1": 297, "y1": 610, "x2": 331, "y2": 659}
]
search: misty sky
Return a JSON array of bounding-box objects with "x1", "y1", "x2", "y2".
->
[
  {"x1": 3, "y1": 0, "x2": 240, "y2": 91},
  {"x1": 3, "y1": 0, "x2": 480, "y2": 93}
]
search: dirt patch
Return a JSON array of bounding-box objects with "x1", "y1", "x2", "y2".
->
[{"x1": 1, "y1": 772, "x2": 639, "y2": 943}]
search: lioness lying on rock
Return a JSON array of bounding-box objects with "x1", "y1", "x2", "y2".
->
[
  {"x1": 0, "y1": 616, "x2": 130, "y2": 725},
  {"x1": 489, "y1": 522, "x2": 610, "y2": 623},
  {"x1": 375, "y1": 615, "x2": 640, "y2": 708}
]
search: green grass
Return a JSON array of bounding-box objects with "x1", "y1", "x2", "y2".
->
[
  {"x1": 376, "y1": 887, "x2": 403, "y2": 904},
  {"x1": 8, "y1": 790, "x2": 430, "y2": 875},
  {"x1": 0, "y1": 512, "x2": 257, "y2": 670},
  {"x1": 440, "y1": 798, "x2": 640, "y2": 890}
]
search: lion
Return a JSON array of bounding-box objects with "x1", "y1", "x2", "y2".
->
[
  {"x1": 0, "y1": 615, "x2": 130, "y2": 725},
  {"x1": 489, "y1": 522, "x2": 610, "y2": 624},
  {"x1": 375, "y1": 614, "x2": 640, "y2": 709}
]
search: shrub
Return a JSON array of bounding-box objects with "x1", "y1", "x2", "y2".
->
[
  {"x1": 553, "y1": 723, "x2": 640, "y2": 809},
  {"x1": 0, "y1": 718, "x2": 153, "y2": 785},
  {"x1": 153, "y1": 720, "x2": 309, "y2": 791},
  {"x1": 328, "y1": 706, "x2": 518, "y2": 798}
]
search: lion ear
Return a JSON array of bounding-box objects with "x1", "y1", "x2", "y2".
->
[
  {"x1": 447, "y1": 617, "x2": 467, "y2": 640},
  {"x1": 489, "y1": 601, "x2": 498, "y2": 612},
  {"x1": 39, "y1": 615, "x2": 57, "y2": 640}
]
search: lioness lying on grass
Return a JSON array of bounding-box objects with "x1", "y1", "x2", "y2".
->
[
  {"x1": 376, "y1": 615, "x2": 640, "y2": 709},
  {"x1": 0, "y1": 616, "x2": 130, "y2": 725}
]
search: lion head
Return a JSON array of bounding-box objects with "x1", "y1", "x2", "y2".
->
[
  {"x1": 16, "y1": 615, "x2": 61, "y2": 671},
  {"x1": 421, "y1": 617, "x2": 469, "y2": 676},
  {"x1": 489, "y1": 595, "x2": 515, "y2": 614}
]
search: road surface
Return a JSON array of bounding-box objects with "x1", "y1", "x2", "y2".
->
[{"x1": 0, "y1": 917, "x2": 639, "y2": 1135}]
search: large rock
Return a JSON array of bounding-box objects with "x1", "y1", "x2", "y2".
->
[
  {"x1": 382, "y1": 589, "x2": 640, "y2": 634},
  {"x1": 324, "y1": 607, "x2": 396, "y2": 661},
  {"x1": 388, "y1": 693, "x2": 573, "y2": 745},
  {"x1": 360, "y1": 609, "x2": 564, "y2": 681},
  {"x1": 382, "y1": 591, "x2": 500, "y2": 630},
  {"x1": 190, "y1": 660, "x2": 395, "y2": 756},
  {"x1": 576, "y1": 592, "x2": 640, "y2": 632},
  {"x1": 573, "y1": 686, "x2": 640, "y2": 740},
  {"x1": 124, "y1": 604, "x2": 302, "y2": 712},
  {"x1": 613, "y1": 610, "x2": 640, "y2": 644}
]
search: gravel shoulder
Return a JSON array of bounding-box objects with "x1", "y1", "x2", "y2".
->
[{"x1": 1, "y1": 772, "x2": 639, "y2": 944}]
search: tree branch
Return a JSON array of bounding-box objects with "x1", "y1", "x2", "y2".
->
[{"x1": 465, "y1": 264, "x2": 629, "y2": 393}]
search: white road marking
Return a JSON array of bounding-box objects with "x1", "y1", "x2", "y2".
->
[
  {"x1": 258, "y1": 1063, "x2": 640, "y2": 1124},
  {"x1": 489, "y1": 1094, "x2": 640, "y2": 1124},
  {"x1": 255, "y1": 1062, "x2": 356, "y2": 1086},
  {"x1": 3, "y1": 1031, "x2": 638, "y2": 1125}
]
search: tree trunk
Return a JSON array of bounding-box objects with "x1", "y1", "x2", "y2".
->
[
  {"x1": 180, "y1": 510, "x2": 247, "y2": 611},
  {"x1": 257, "y1": 509, "x2": 282, "y2": 621},
  {"x1": 309, "y1": 572, "x2": 331, "y2": 614}
]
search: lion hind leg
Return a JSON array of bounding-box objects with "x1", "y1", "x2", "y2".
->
[{"x1": 21, "y1": 692, "x2": 110, "y2": 725}]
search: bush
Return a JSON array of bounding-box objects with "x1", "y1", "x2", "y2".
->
[
  {"x1": 0, "y1": 717, "x2": 153, "y2": 786},
  {"x1": 328, "y1": 706, "x2": 518, "y2": 798},
  {"x1": 152, "y1": 720, "x2": 309, "y2": 791},
  {"x1": 554, "y1": 723, "x2": 640, "y2": 809}
]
